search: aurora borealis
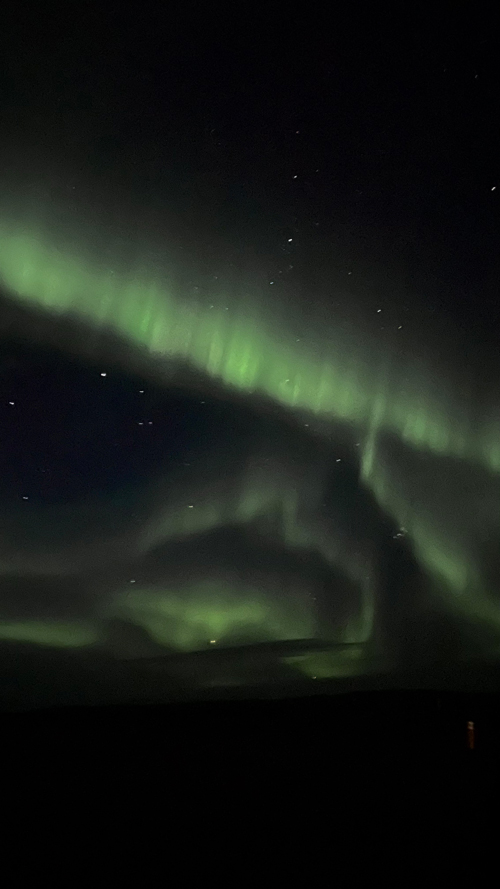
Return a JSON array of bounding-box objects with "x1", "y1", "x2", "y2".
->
[
  {"x1": 1, "y1": 197, "x2": 500, "y2": 683},
  {"x1": 1, "y1": 6, "x2": 500, "y2": 696}
]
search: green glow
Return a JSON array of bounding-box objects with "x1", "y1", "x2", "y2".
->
[
  {"x1": 363, "y1": 446, "x2": 500, "y2": 637},
  {"x1": 284, "y1": 646, "x2": 368, "y2": 680},
  {"x1": 0, "y1": 621, "x2": 99, "y2": 648},
  {"x1": 0, "y1": 213, "x2": 492, "y2": 476},
  {"x1": 108, "y1": 582, "x2": 315, "y2": 652},
  {"x1": 1, "y1": 199, "x2": 500, "y2": 667}
]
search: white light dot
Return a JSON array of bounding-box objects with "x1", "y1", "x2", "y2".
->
[
  {"x1": 148, "y1": 421, "x2": 153, "y2": 425},
  {"x1": 100, "y1": 372, "x2": 107, "y2": 377},
  {"x1": 9, "y1": 401, "x2": 14, "y2": 405},
  {"x1": 210, "y1": 639, "x2": 216, "y2": 644},
  {"x1": 288, "y1": 238, "x2": 293, "y2": 242},
  {"x1": 22, "y1": 496, "x2": 29, "y2": 500},
  {"x1": 188, "y1": 504, "x2": 194, "y2": 508},
  {"x1": 129, "y1": 579, "x2": 136, "y2": 583},
  {"x1": 398, "y1": 325, "x2": 403, "y2": 329},
  {"x1": 492, "y1": 186, "x2": 497, "y2": 191},
  {"x1": 336, "y1": 458, "x2": 341, "y2": 463},
  {"x1": 377, "y1": 308, "x2": 382, "y2": 313},
  {"x1": 293, "y1": 174, "x2": 298, "y2": 179},
  {"x1": 138, "y1": 421, "x2": 143, "y2": 425},
  {"x1": 139, "y1": 390, "x2": 144, "y2": 393}
]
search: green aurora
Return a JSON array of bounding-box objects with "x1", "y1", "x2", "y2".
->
[{"x1": 1, "y1": 201, "x2": 500, "y2": 682}]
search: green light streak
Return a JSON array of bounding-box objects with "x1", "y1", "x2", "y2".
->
[
  {"x1": 1, "y1": 200, "x2": 499, "y2": 663},
  {"x1": 0, "y1": 215, "x2": 488, "y2": 474},
  {"x1": 0, "y1": 621, "x2": 99, "y2": 648}
]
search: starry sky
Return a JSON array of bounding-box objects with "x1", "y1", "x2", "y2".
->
[{"x1": 1, "y1": 5, "x2": 500, "y2": 699}]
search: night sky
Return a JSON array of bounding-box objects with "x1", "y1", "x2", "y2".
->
[{"x1": 1, "y1": 5, "x2": 500, "y2": 698}]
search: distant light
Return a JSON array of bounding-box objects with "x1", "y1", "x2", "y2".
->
[
  {"x1": 336, "y1": 458, "x2": 341, "y2": 462},
  {"x1": 210, "y1": 639, "x2": 216, "y2": 644},
  {"x1": 288, "y1": 238, "x2": 293, "y2": 242},
  {"x1": 188, "y1": 504, "x2": 194, "y2": 508},
  {"x1": 100, "y1": 372, "x2": 107, "y2": 377},
  {"x1": 129, "y1": 579, "x2": 136, "y2": 583},
  {"x1": 139, "y1": 390, "x2": 144, "y2": 393},
  {"x1": 8, "y1": 401, "x2": 14, "y2": 405},
  {"x1": 492, "y1": 186, "x2": 497, "y2": 191},
  {"x1": 377, "y1": 308, "x2": 382, "y2": 313},
  {"x1": 22, "y1": 496, "x2": 29, "y2": 500}
]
